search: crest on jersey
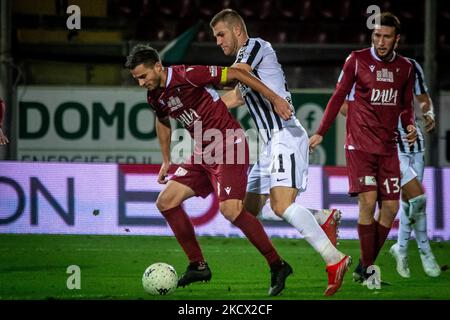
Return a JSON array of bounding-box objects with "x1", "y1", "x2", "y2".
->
[
  {"x1": 168, "y1": 96, "x2": 183, "y2": 112},
  {"x1": 376, "y1": 68, "x2": 394, "y2": 82}
]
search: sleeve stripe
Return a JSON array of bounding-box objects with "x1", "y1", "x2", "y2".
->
[{"x1": 220, "y1": 67, "x2": 228, "y2": 85}]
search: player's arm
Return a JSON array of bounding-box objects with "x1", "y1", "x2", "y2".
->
[
  {"x1": 400, "y1": 66, "x2": 417, "y2": 146},
  {"x1": 0, "y1": 100, "x2": 9, "y2": 145},
  {"x1": 224, "y1": 67, "x2": 292, "y2": 120},
  {"x1": 220, "y1": 86, "x2": 245, "y2": 109},
  {"x1": 155, "y1": 116, "x2": 171, "y2": 184},
  {"x1": 340, "y1": 101, "x2": 349, "y2": 117},
  {"x1": 309, "y1": 54, "x2": 356, "y2": 151},
  {"x1": 416, "y1": 93, "x2": 435, "y2": 133}
]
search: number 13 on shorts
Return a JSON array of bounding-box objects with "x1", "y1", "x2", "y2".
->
[{"x1": 383, "y1": 177, "x2": 400, "y2": 194}]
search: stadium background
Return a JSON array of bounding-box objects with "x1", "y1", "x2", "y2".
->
[{"x1": 0, "y1": 0, "x2": 449, "y2": 301}]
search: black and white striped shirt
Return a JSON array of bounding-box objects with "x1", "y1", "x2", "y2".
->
[
  {"x1": 397, "y1": 58, "x2": 426, "y2": 154},
  {"x1": 235, "y1": 38, "x2": 300, "y2": 143}
]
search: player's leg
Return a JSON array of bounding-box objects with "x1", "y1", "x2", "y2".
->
[
  {"x1": 246, "y1": 149, "x2": 341, "y2": 242},
  {"x1": 346, "y1": 149, "x2": 379, "y2": 282},
  {"x1": 365, "y1": 152, "x2": 401, "y2": 285},
  {"x1": 159, "y1": 165, "x2": 214, "y2": 287},
  {"x1": 407, "y1": 153, "x2": 440, "y2": 277},
  {"x1": 268, "y1": 127, "x2": 350, "y2": 296},
  {"x1": 388, "y1": 153, "x2": 417, "y2": 277},
  {"x1": 213, "y1": 138, "x2": 292, "y2": 296}
]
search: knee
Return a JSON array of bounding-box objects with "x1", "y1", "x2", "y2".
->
[
  {"x1": 270, "y1": 202, "x2": 289, "y2": 217},
  {"x1": 409, "y1": 194, "x2": 426, "y2": 216},
  {"x1": 156, "y1": 191, "x2": 178, "y2": 212},
  {"x1": 383, "y1": 201, "x2": 400, "y2": 215},
  {"x1": 358, "y1": 197, "x2": 377, "y2": 213},
  {"x1": 220, "y1": 202, "x2": 243, "y2": 222}
]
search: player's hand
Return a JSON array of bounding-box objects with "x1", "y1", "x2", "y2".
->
[
  {"x1": 0, "y1": 128, "x2": 8, "y2": 145},
  {"x1": 406, "y1": 125, "x2": 417, "y2": 146},
  {"x1": 423, "y1": 113, "x2": 436, "y2": 133},
  {"x1": 272, "y1": 96, "x2": 293, "y2": 121},
  {"x1": 157, "y1": 161, "x2": 170, "y2": 184},
  {"x1": 308, "y1": 134, "x2": 323, "y2": 153}
]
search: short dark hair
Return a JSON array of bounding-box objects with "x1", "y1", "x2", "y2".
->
[
  {"x1": 125, "y1": 44, "x2": 160, "y2": 69},
  {"x1": 210, "y1": 9, "x2": 247, "y2": 33},
  {"x1": 375, "y1": 12, "x2": 401, "y2": 35}
]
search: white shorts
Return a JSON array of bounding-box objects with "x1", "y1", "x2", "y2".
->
[
  {"x1": 399, "y1": 152, "x2": 425, "y2": 187},
  {"x1": 246, "y1": 125, "x2": 309, "y2": 194}
]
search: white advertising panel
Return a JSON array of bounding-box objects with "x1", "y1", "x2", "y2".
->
[{"x1": 1, "y1": 162, "x2": 449, "y2": 240}]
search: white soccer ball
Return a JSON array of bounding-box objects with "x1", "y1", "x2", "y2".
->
[{"x1": 142, "y1": 262, "x2": 178, "y2": 295}]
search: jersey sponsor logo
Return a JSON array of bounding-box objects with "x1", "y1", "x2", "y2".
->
[
  {"x1": 224, "y1": 186, "x2": 231, "y2": 195},
  {"x1": 176, "y1": 108, "x2": 200, "y2": 128},
  {"x1": 174, "y1": 167, "x2": 188, "y2": 176},
  {"x1": 369, "y1": 65, "x2": 375, "y2": 72},
  {"x1": 168, "y1": 96, "x2": 183, "y2": 112},
  {"x1": 370, "y1": 88, "x2": 398, "y2": 106},
  {"x1": 376, "y1": 68, "x2": 394, "y2": 82},
  {"x1": 359, "y1": 176, "x2": 377, "y2": 186}
]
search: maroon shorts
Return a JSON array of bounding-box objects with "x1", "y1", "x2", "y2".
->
[
  {"x1": 345, "y1": 149, "x2": 401, "y2": 200},
  {"x1": 170, "y1": 139, "x2": 249, "y2": 202}
]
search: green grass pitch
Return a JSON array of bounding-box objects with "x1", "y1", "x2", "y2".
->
[{"x1": 0, "y1": 234, "x2": 449, "y2": 300}]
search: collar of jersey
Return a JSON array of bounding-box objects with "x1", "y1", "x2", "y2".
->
[
  {"x1": 370, "y1": 46, "x2": 397, "y2": 63},
  {"x1": 165, "y1": 67, "x2": 173, "y2": 88}
]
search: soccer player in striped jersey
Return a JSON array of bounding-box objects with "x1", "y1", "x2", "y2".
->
[
  {"x1": 389, "y1": 58, "x2": 441, "y2": 277},
  {"x1": 0, "y1": 99, "x2": 9, "y2": 145},
  {"x1": 210, "y1": 9, "x2": 351, "y2": 296},
  {"x1": 309, "y1": 12, "x2": 418, "y2": 287}
]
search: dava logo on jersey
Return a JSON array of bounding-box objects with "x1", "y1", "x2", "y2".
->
[{"x1": 370, "y1": 88, "x2": 398, "y2": 106}]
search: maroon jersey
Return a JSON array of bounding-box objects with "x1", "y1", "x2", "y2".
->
[
  {"x1": 317, "y1": 47, "x2": 415, "y2": 155},
  {"x1": 147, "y1": 65, "x2": 242, "y2": 152}
]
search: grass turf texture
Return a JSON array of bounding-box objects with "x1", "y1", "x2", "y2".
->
[{"x1": 0, "y1": 234, "x2": 449, "y2": 300}]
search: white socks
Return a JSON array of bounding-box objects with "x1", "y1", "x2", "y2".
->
[
  {"x1": 409, "y1": 194, "x2": 432, "y2": 253},
  {"x1": 281, "y1": 203, "x2": 344, "y2": 265},
  {"x1": 397, "y1": 200, "x2": 411, "y2": 254},
  {"x1": 397, "y1": 194, "x2": 432, "y2": 254}
]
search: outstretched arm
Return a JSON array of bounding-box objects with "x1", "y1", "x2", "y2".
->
[{"x1": 225, "y1": 67, "x2": 293, "y2": 120}]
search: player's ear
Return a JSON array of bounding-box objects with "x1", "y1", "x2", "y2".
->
[
  {"x1": 395, "y1": 34, "x2": 400, "y2": 47},
  {"x1": 232, "y1": 24, "x2": 241, "y2": 36},
  {"x1": 154, "y1": 62, "x2": 163, "y2": 73}
]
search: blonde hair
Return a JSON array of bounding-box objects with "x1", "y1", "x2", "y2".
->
[{"x1": 210, "y1": 9, "x2": 247, "y2": 34}]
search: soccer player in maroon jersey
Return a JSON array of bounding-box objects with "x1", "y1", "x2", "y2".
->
[
  {"x1": 0, "y1": 99, "x2": 9, "y2": 145},
  {"x1": 125, "y1": 44, "x2": 293, "y2": 296},
  {"x1": 309, "y1": 13, "x2": 418, "y2": 286}
]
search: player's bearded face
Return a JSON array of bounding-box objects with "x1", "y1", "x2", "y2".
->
[
  {"x1": 372, "y1": 25, "x2": 399, "y2": 61},
  {"x1": 212, "y1": 22, "x2": 239, "y2": 56},
  {"x1": 131, "y1": 64, "x2": 162, "y2": 90}
]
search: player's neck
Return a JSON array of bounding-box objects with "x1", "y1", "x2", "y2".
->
[
  {"x1": 160, "y1": 68, "x2": 168, "y2": 88},
  {"x1": 238, "y1": 36, "x2": 249, "y2": 52}
]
